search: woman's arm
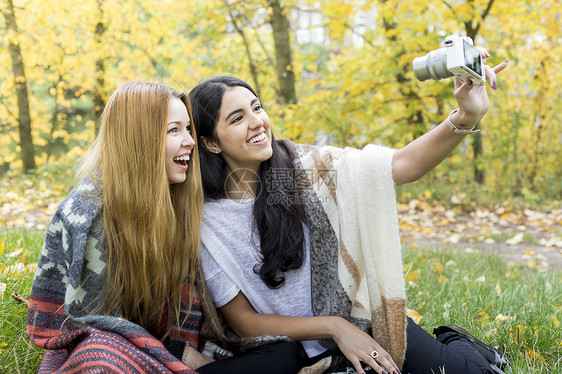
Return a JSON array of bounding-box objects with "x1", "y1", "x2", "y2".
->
[
  {"x1": 392, "y1": 59, "x2": 509, "y2": 186},
  {"x1": 219, "y1": 291, "x2": 399, "y2": 374}
]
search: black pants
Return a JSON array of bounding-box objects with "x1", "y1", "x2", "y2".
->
[
  {"x1": 198, "y1": 318, "x2": 493, "y2": 374},
  {"x1": 197, "y1": 341, "x2": 302, "y2": 374},
  {"x1": 402, "y1": 317, "x2": 493, "y2": 374}
]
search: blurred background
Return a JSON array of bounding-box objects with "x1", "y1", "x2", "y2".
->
[
  {"x1": 1, "y1": 0, "x2": 560, "y2": 200},
  {"x1": 1, "y1": 2, "x2": 561, "y2": 370}
]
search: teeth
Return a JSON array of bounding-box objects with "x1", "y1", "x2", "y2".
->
[
  {"x1": 249, "y1": 133, "x2": 266, "y2": 144},
  {"x1": 173, "y1": 155, "x2": 190, "y2": 161}
]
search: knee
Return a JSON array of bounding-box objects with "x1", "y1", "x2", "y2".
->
[{"x1": 265, "y1": 341, "x2": 303, "y2": 373}]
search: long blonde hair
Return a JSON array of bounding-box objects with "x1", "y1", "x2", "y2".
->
[{"x1": 79, "y1": 81, "x2": 203, "y2": 333}]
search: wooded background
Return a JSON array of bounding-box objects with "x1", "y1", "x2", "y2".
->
[{"x1": 1, "y1": 0, "x2": 560, "y2": 199}]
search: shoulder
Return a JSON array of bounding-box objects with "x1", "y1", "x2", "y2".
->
[
  {"x1": 48, "y1": 177, "x2": 103, "y2": 236},
  {"x1": 276, "y1": 138, "x2": 343, "y2": 166}
]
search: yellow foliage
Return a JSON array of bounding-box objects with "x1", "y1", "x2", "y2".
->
[
  {"x1": 475, "y1": 311, "x2": 489, "y2": 323},
  {"x1": 405, "y1": 269, "x2": 420, "y2": 283},
  {"x1": 0, "y1": 0, "x2": 559, "y2": 200},
  {"x1": 406, "y1": 308, "x2": 422, "y2": 324}
]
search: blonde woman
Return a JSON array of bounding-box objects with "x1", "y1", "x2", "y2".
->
[{"x1": 27, "y1": 81, "x2": 301, "y2": 373}]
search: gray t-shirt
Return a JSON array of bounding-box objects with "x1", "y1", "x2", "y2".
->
[{"x1": 199, "y1": 197, "x2": 326, "y2": 358}]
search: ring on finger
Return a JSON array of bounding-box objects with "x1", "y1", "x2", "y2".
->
[{"x1": 370, "y1": 350, "x2": 379, "y2": 359}]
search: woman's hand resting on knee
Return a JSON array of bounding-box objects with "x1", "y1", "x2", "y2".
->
[{"x1": 329, "y1": 317, "x2": 399, "y2": 374}]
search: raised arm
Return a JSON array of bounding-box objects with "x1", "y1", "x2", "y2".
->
[
  {"x1": 392, "y1": 58, "x2": 509, "y2": 186},
  {"x1": 220, "y1": 291, "x2": 399, "y2": 374}
]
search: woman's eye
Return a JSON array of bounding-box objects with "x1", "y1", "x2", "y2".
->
[
  {"x1": 186, "y1": 126, "x2": 192, "y2": 134},
  {"x1": 231, "y1": 115, "x2": 242, "y2": 124},
  {"x1": 168, "y1": 127, "x2": 178, "y2": 133},
  {"x1": 254, "y1": 104, "x2": 262, "y2": 111}
]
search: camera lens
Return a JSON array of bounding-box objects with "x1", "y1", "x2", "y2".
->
[
  {"x1": 413, "y1": 56, "x2": 431, "y2": 81},
  {"x1": 413, "y1": 49, "x2": 453, "y2": 81}
]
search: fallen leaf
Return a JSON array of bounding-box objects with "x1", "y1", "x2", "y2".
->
[
  {"x1": 406, "y1": 308, "x2": 422, "y2": 324},
  {"x1": 476, "y1": 311, "x2": 489, "y2": 322},
  {"x1": 522, "y1": 349, "x2": 545, "y2": 363},
  {"x1": 506, "y1": 233, "x2": 524, "y2": 245},
  {"x1": 495, "y1": 314, "x2": 516, "y2": 323}
]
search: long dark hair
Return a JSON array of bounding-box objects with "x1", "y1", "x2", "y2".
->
[{"x1": 189, "y1": 76, "x2": 305, "y2": 289}]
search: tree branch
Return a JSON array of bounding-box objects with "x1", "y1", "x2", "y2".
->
[{"x1": 481, "y1": 0, "x2": 495, "y2": 21}]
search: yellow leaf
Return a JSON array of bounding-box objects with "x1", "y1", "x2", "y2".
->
[
  {"x1": 552, "y1": 315, "x2": 560, "y2": 328},
  {"x1": 438, "y1": 275, "x2": 448, "y2": 282},
  {"x1": 406, "y1": 308, "x2": 422, "y2": 324},
  {"x1": 524, "y1": 249, "x2": 536, "y2": 255},
  {"x1": 424, "y1": 190, "x2": 432, "y2": 199},
  {"x1": 405, "y1": 269, "x2": 420, "y2": 283},
  {"x1": 523, "y1": 350, "x2": 545, "y2": 363},
  {"x1": 476, "y1": 311, "x2": 489, "y2": 323}
]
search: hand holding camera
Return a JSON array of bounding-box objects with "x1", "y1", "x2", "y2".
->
[{"x1": 413, "y1": 35, "x2": 509, "y2": 129}]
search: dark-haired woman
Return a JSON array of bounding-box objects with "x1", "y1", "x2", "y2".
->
[{"x1": 189, "y1": 58, "x2": 509, "y2": 374}]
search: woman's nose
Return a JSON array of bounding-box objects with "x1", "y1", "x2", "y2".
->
[
  {"x1": 249, "y1": 113, "x2": 264, "y2": 129},
  {"x1": 182, "y1": 132, "x2": 195, "y2": 147}
]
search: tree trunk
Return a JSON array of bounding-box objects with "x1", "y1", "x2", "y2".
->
[
  {"x1": 3, "y1": 0, "x2": 36, "y2": 172},
  {"x1": 464, "y1": 0, "x2": 495, "y2": 184},
  {"x1": 527, "y1": 61, "x2": 548, "y2": 189},
  {"x1": 267, "y1": 0, "x2": 296, "y2": 104},
  {"x1": 93, "y1": 0, "x2": 105, "y2": 133},
  {"x1": 472, "y1": 131, "x2": 485, "y2": 184},
  {"x1": 46, "y1": 75, "x2": 62, "y2": 163},
  {"x1": 380, "y1": 12, "x2": 425, "y2": 140}
]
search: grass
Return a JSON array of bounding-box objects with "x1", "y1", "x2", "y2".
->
[
  {"x1": 1, "y1": 229, "x2": 561, "y2": 373},
  {"x1": 0, "y1": 230, "x2": 44, "y2": 372},
  {"x1": 403, "y1": 247, "x2": 562, "y2": 373}
]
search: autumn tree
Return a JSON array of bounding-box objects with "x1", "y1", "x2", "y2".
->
[
  {"x1": 0, "y1": 0, "x2": 559, "y2": 199},
  {"x1": 446, "y1": 0, "x2": 497, "y2": 184},
  {"x1": 267, "y1": 0, "x2": 297, "y2": 104},
  {"x1": 93, "y1": 0, "x2": 105, "y2": 132},
  {"x1": 1, "y1": 0, "x2": 35, "y2": 172}
]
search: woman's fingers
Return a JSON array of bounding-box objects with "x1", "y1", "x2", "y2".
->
[
  {"x1": 484, "y1": 64, "x2": 497, "y2": 90},
  {"x1": 454, "y1": 77, "x2": 476, "y2": 100},
  {"x1": 478, "y1": 47, "x2": 491, "y2": 59},
  {"x1": 359, "y1": 349, "x2": 399, "y2": 374},
  {"x1": 333, "y1": 319, "x2": 400, "y2": 374},
  {"x1": 484, "y1": 60, "x2": 509, "y2": 90},
  {"x1": 492, "y1": 59, "x2": 509, "y2": 74}
]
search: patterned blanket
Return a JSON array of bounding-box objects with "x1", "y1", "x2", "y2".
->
[{"x1": 26, "y1": 177, "x2": 204, "y2": 373}]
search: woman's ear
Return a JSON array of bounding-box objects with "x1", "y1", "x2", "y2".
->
[{"x1": 200, "y1": 136, "x2": 221, "y2": 154}]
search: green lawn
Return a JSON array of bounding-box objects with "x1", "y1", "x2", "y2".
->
[{"x1": 1, "y1": 229, "x2": 561, "y2": 373}]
